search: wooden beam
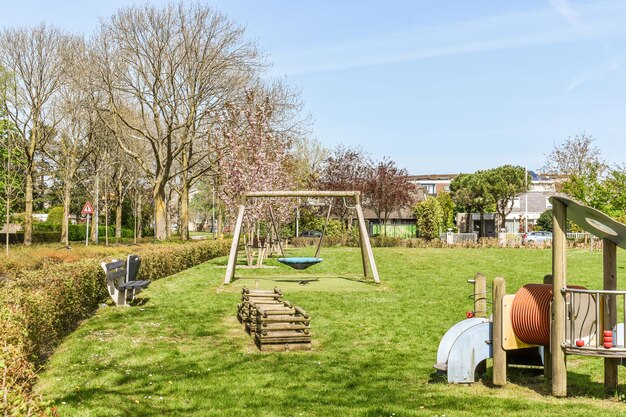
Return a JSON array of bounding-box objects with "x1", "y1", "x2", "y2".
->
[
  {"x1": 492, "y1": 276, "x2": 507, "y2": 386},
  {"x1": 551, "y1": 199, "x2": 567, "y2": 397},
  {"x1": 244, "y1": 190, "x2": 359, "y2": 199},
  {"x1": 603, "y1": 238, "x2": 618, "y2": 392},
  {"x1": 224, "y1": 204, "x2": 246, "y2": 285},
  {"x1": 355, "y1": 203, "x2": 380, "y2": 283},
  {"x1": 543, "y1": 274, "x2": 553, "y2": 379},
  {"x1": 474, "y1": 273, "x2": 487, "y2": 318}
]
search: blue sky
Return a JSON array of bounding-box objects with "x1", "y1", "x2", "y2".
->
[{"x1": 3, "y1": 1, "x2": 626, "y2": 174}]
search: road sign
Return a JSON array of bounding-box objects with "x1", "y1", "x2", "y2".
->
[{"x1": 81, "y1": 201, "x2": 94, "y2": 215}]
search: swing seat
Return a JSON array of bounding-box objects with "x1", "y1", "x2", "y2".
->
[{"x1": 277, "y1": 257, "x2": 323, "y2": 270}]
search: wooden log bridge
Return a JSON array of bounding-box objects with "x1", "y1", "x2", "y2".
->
[{"x1": 236, "y1": 287, "x2": 312, "y2": 351}]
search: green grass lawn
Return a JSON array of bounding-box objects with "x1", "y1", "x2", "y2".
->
[{"x1": 35, "y1": 247, "x2": 626, "y2": 416}]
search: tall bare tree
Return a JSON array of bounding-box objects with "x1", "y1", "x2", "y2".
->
[
  {"x1": 45, "y1": 37, "x2": 94, "y2": 245},
  {"x1": 0, "y1": 24, "x2": 69, "y2": 245},
  {"x1": 91, "y1": 3, "x2": 259, "y2": 240}
]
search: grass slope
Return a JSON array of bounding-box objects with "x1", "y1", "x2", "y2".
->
[{"x1": 35, "y1": 247, "x2": 626, "y2": 416}]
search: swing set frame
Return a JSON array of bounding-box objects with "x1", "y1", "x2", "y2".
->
[{"x1": 223, "y1": 190, "x2": 380, "y2": 285}]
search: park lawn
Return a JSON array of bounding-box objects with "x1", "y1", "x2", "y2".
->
[{"x1": 35, "y1": 247, "x2": 626, "y2": 416}]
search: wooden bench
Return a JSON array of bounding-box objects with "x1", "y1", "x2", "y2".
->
[{"x1": 101, "y1": 255, "x2": 150, "y2": 306}]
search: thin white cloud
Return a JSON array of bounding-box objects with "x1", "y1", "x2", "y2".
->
[
  {"x1": 567, "y1": 57, "x2": 623, "y2": 92},
  {"x1": 268, "y1": 1, "x2": 626, "y2": 76},
  {"x1": 549, "y1": 0, "x2": 581, "y2": 27}
]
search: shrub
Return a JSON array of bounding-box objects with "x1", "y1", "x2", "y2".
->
[
  {"x1": 67, "y1": 224, "x2": 135, "y2": 241},
  {"x1": 414, "y1": 197, "x2": 443, "y2": 240},
  {"x1": 46, "y1": 207, "x2": 65, "y2": 225},
  {"x1": 0, "y1": 239, "x2": 230, "y2": 415}
]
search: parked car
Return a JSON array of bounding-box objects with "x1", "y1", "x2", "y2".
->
[
  {"x1": 299, "y1": 230, "x2": 322, "y2": 238},
  {"x1": 522, "y1": 231, "x2": 553, "y2": 246}
]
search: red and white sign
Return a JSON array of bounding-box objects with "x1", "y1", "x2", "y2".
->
[{"x1": 81, "y1": 201, "x2": 94, "y2": 215}]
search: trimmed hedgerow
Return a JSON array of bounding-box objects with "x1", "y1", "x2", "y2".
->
[{"x1": 0, "y1": 239, "x2": 229, "y2": 416}]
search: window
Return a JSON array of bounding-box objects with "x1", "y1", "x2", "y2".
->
[{"x1": 422, "y1": 184, "x2": 436, "y2": 194}]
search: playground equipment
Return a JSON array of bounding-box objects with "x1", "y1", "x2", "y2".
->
[
  {"x1": 237, "y1": 287, "x2": 312, "y2": 351},
  {"x1": 224, "y1": 190, "x2": 380, "y2": 284},
  {"x1": 276, "y1": 200, "x2": 332, "y2": 270},
  {"x1": 435, "y1": 195, "x2": 626, "y2": 396}
]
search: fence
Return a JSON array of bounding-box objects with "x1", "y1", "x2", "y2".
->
[{"x1": 439, "y1": 232, "x2": 478, "y2": 244}]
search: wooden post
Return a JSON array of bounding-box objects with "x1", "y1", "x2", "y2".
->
[
  {"x1": 474, "y1": 273, "x2": 487, "y2": 318},
  {"x1": 543, "y1": 274, "x2": 553, "y2": 379},
  {"x1": 551, "y1": 199, "x2": 567, "y2": 397},
  {"x1": 492, "y1": 276, "x2": 506, "y2": 386},
  {"x1": 603, "y1": 238, "x2": 618, "y2": 392},
  {"x1": 224, "y1": 203, "x2": 246, "y2": 285},
  {"x1": 355, "y1": 202, "x2": 380, "y2": 283}
]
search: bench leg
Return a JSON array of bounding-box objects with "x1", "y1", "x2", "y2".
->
[{"x1": 116, "y1": 288, "x2": 128, "y2": 306}]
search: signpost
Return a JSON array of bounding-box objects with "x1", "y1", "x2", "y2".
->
[{"x1": 82, "y1": 202, "x2": 94, "y2": 246}]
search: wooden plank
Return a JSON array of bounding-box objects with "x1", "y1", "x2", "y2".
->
[
  {"x1": 501, "y1": 294, "x2": 539, "y2": 351},
  {"x1": 224, "y1": 203, "x2": 246, "y2": 285},
  {"x1": 257, "y1": 315, "x2": 310, "y2": 323},
  {"x1": 258, "y1": 323, "x2": 310, "y2": 331},
  {"x1": 355, "y1": 203, "x2": 380, "y2": 283},
  {"x1": 603, "y1": 238, "x2": 618, "y2": 391},
  {"x1": 492, "y1": 276, "x2": 506, "y2": 386},
  {"x1": 564, "y1": 347, "x2": 626, "y2": 357},
  {"x1": 551, "y1": 199, "x2": 567, "y2": 397},
  {"x1": 245, "y1": 190, "x2": 358, "y2": 198}
]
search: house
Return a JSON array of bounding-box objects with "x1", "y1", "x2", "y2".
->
[
  {"x1": 503, "y1": 172, "x2": 559, "y2": 232},
  {"x1": 408, "y1": 174, "x2": 456, "y2": 197}
]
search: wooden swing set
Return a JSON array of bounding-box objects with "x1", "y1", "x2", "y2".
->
[{"x1": 223, "y1": 190, "x2": 380, "y2": 285}]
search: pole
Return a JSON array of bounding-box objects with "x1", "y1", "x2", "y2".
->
[
  {"x1": 492, "y1": 276, "x2": 506, "y2": 386},
  {"x1": 524, "y1": 167, "x2": 528, "y2": 234},
  {"x1": 603, "y1": 239, "x2": 618, "y2": 392},
  {"x1": 551, "y1": 199, "x2": 567, "y2": 397},
  {"x1": 85, "y1": 214, "x2": 90, "y2": 247}
]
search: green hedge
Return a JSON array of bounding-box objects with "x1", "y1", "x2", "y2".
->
[
  {"x1": 0, "y1": 239, "x2": 230, "y2": 416},
  {"x1": 68, "y1": 225, "x2": 135, "y2": 241}
]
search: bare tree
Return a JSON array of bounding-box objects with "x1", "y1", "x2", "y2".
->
[
  {"x1": 91, "y1": 3, "x2": 260, "y2": 240},
  {"x1": 0, "y1": 24, "x2": 69, "y2": 245},
  {"x1": 542, "y1": 133, "x2": 605, "y2": 177},
  {"x1": 44, "y1": 37, "x2": 94, "y2": 245}
]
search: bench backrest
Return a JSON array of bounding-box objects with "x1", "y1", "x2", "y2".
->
[
  {"x1": 127, "y1": 255, "x2": 141, "y2": 281},
  {"x1": 102, "y1": 259, "x2": 126, "y2": 281}
]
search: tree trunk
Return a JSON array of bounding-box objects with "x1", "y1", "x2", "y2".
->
[
  {"x1": 479, "y1": 211, "x2": 485, "y2": 238},
  {"x1": 24, "y1": 169, "x2": 34, "y2": 245},
  {"x1": 115, "y1": 201, "x2": 122, "y2": 242},
  {"x1": 62, "y1": 182, "x2": 72, "y2": 246},
  {"x1": 115, "y1": 178, "x2": 123, "y2": 241},
  {"x1": 180, "y1": 180, "x2": 190, "y2": 241},
  {"x1": 137, "y1": 193, "x2": 143, "y2": 239},
  {"x1": 154, "y1": 185, "x2": 167, "y2": 240},
  {"x1": 217, "y1": 203, "x2": 223, "y2": 240},
  {"x1": 5, "y1": 187, "x2": 10, "y2": 256},
  {"x1": 91, "y1": 171, "x2": 99, "y2": 244}
]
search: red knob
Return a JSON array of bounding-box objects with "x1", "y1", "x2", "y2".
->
[
  {"x1": 575, "y1": 340, "x2": 584, "y2": 347},
  {"x1": 604, "y1": 342, "x2": 613, "y2": 349},
  {"x1": 466, "y1": 311, "x2": 474, "y2": 319},
  {"x1": 604, "y1": 330, "x2": 613, "y2": 337}
]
